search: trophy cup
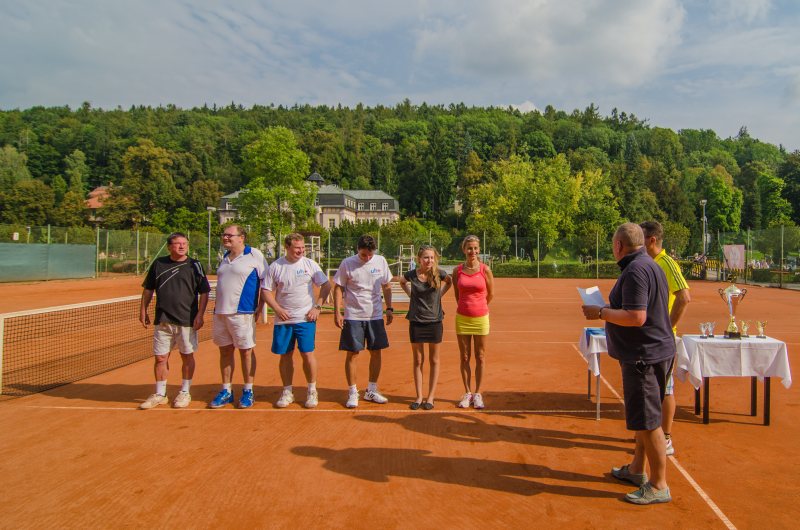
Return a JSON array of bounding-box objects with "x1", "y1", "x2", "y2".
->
[
  {"x1": 756, "y1": 321, "x2": 767, "y2": 339},
  {"x1": 719, "y1": 278, "x2": 747, "y2": 339},
  {"x1": 740, "y1": 320, "x2": 750, "y2": 338},
  {"x1": 699, "y1": 322, "x2": 708, "y2": 338}
]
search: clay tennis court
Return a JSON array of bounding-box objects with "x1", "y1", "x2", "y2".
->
[{"x1": 0, "y1": 276, "x2": 797, "y2": 528}]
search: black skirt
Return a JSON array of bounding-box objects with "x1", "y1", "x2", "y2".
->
[{"x1": 408, "y1": 320, "x2": 444, "y2": 344}]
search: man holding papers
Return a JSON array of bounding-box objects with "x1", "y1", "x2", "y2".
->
[{"x1": 581, "y1": 222, "x2": 674, "y2": 505}]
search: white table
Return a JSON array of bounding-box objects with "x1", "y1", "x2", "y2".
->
[
  {"x1": 675, "y1": 335, "x2": 792, "y2": 425},
  {"x1": 578, "y1": 327, "x2": 607, "y2": 420}
]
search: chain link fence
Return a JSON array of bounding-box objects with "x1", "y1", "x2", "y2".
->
[{"x1": 3, "y1": 223, "x2": 798, "y2": 289}]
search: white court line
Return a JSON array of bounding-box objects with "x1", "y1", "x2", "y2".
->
[
  {"x1": 16, "y1": 405, "x2": 621, "y2": 414},
  {"x1": 573, "y1": 344, "x2": 736, "y2": 529}
]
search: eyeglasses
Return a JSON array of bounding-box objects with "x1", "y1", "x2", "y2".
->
[{"x1": 221, "y1": 233, "x2": 241, "y2": 239}]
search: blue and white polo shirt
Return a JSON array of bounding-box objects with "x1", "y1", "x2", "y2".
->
[{"x1": 214, "y1": 245, "x2": 268, "y2": 314}]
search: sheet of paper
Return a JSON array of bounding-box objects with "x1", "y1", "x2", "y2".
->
[{"x1": 578, "y1": 286, "x2": 605, "y2": 306}]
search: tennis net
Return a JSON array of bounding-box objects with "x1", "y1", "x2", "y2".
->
[{"x1": 0, "y1": 287, "x2": 216, "y2": 399}]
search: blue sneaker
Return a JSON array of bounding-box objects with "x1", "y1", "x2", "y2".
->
[
  {"x1": 239, "y1": 389, "x2": 254, "y2": 409},
  {"x1": 209, "y1": 389, "x2": 233, "y2": 409}
]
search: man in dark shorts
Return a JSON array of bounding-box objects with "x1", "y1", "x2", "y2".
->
[
  {"x1": 139, "y1": 232, "x2": 211, "y2": 409},
  {"x1": 333, "y1": 235, "x2": 393, "y2": 408},
  {"x1": 582, "y1": 222, "x2": 674, "y2": 504}
]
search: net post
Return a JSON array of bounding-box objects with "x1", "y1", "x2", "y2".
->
[{"x1": 0, "y1": 315, "x2": 4, "y2": 395}]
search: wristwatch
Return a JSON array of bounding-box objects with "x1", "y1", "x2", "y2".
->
[
  {"x1": 313, "y1": 304, "x2": 322, "y2": 310},
  {"x1": 386, "y1": 307, "x2": 394, "y2": 312},
  {"x1": 598, "y1": 307, "x2": 605, "y2": 320}
]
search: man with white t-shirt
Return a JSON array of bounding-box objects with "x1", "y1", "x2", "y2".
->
[
  {"x1": 333, "y1": 234, "x2": 394, "y2": 408},
  {"x1": 209, "y1": 225, "x2": 268, "y2": 409},
  {"x1": 262, "y1": 233, "x2": 332, "y2": 408}
]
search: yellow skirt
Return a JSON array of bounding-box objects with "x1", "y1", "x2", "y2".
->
[{"x1": 455, "y1": 313, "x2": 490, "y2": 336}]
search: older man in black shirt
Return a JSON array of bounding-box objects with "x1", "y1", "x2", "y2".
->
[{"x1": 582, "y1": 222, "x2": 674, "y2": 505}]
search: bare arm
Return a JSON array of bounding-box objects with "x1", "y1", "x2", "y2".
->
[
  {"x1": 582, "y1": 305, "x2": 647, "y2": 327},
  {"x1": 262, "y1": 288, "x2": 290, "y2": 322},
  {"x1": 382, "y1": 282, "x2": 393, "y2": 325},
  {"x1": 484, "y1": 267, "x2": 494, "y2": 305},
  {"x1": 439, "y1": 274, "x2": 452, "y2": 297},
  {"x1": 139, "y1": 289, "x2": 154, "y2": 328},
  {"x1": 452, "y1": 270, "x2": 460, "y2": 304},
  {"x1": 305, "y1": 281, "x2": 332, "y2": 322},
  {"x1": 670, "y1": 288, "x2": 691, "y2": 329},
  {"x1": 333, "y1": 284, "x2": 344, "y2": 328},
  {"x1": 399, "y1": 276, "x2": 411, "y2": 297},
  {"x1": 193, "y1": 292, "x2": 209, "y2": 330}
]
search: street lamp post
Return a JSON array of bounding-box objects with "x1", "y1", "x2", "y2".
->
[
  {"x1": 699, "y1": 199, "x2": 707, "y2": 255},
  {"x1": 513, "y1": 224, "x2": 518, "y2": 259},
  {"x1": 206, "y1": 206, "x2": 217, "y2": 271}
]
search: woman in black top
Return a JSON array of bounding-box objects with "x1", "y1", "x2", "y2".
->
[{"x1": 400, "y1": 245, "x2": 452, "y2": 410}]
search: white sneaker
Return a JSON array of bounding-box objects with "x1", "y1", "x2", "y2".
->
[
  {"x1": 472, "y1": 393, "x2": 485, "y2": 409},
  {"x1": 276, "y1": 389, "x2": 295, "y2": 408},
  {"x1": 140, "y1": 393, "x2": 168, "y2": 410},
  {"x1": 305, "y1": 389, "x2": 319, "y2": 409},
  {"x1": 364, "y1": 389, "x2": 388, "y2": 404},
  {"x1": 665, "y1": 438, "x2": 675, "y2": 456},
  {"x1": 172, "y1": 391, "x2": 191, "y2": 408},
  {"x1": 346, "y1": 391, "x2": 359, "y2": 408},
  {"x1": 457, "y1": 392, "x2": 473, "y2": 408}
]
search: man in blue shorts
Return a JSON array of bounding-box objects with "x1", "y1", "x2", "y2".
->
[
  {"x1": 139, "y1": 232, "x2": 210, "y2": 409},
  {"x1": 333, "y1": 235, "x2": 394, "y2": 408},
  {"x1": 641, "y1": 221, "x2": 691, "y2": 456},
  {"x1": 582, "y1": 222, "x2": 674, "y2": 505},
  {"x1": 262, "y1": 233, "x2": 331, "y2": 408},
  {"x1": 210, "y1": 225, "x2": 268, "y2": 409}
]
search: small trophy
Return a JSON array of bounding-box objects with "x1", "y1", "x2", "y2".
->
[
  {"x1": 756, "y1": 321, "x2": 768, "y2": 339},
  {"x1": 708, "y1": 321, "x2": 716, "y2": 338},
  {"x1": 699, "y1": 322, "x2": 708, "y2": 338},
  {"x1": 740, "y1": 320, "x2": 750, "y2": 338},
  {"x1": 719, "y1": 278, "x2": 747, "y2": 339}
]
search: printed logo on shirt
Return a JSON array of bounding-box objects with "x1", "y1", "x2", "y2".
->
[
  {"x1": 295, "y1": 268, "x2": 309, "y2": 277},
  {"x1": 370, "y1": 267, "x2": 382, "y2": 275}
]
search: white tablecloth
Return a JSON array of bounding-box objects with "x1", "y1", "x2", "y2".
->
[
  {"x1": 578, "y1": 327, "x2": 607, "y2": 376},
  {"x1": 675, "y1": 335, "x2": 792, "y2": 390}
]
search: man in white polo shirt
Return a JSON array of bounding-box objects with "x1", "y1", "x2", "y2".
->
[
  {"x1": 333, "y1": 234, "x2": 393, "y2": 408},
  {"x1": 210, "y1": 225, "x2": 268, "y2": 409},
  {"x1": 262, "y1": 233, "x2": 331, "y2": 408}
]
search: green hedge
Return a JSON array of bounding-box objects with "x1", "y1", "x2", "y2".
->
[{"x1": 492, "y1": 261, "x2": 620, "y2": 278}]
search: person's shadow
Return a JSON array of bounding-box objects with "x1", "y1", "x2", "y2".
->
[
  {"x1": 355, "y1": 412, "x2": 629, "y2": 452},
  {"x1": 292, "y1": 445, "x2": 620, "y2": 498}
]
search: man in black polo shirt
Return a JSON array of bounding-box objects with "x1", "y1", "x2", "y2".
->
[
  {"x1": 139, "y1": 232, "x2": 211, "y2": 409},
  {"x1": 582, "y1": 222, "x2": 674, "y2": 505}
]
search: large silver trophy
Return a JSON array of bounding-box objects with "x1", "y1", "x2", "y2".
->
[{"x1": 719, "y1": 278, "x2": 747, "y2": 339}]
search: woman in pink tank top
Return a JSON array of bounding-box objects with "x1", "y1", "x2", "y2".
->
[{"x1": 452, "y1": 235, "x2": 494, "y2": 409}]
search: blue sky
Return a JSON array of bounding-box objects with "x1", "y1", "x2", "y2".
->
[{"x1": 2, "y1": 0, "x2": 798, "y2": 150}]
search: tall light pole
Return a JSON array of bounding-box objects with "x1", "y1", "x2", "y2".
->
[
  {"x1": 699, "y1": 199, "x2": 707, "y2": 255},
  {"x1": 206, "y1": 206, "x2": 217, "y2": 271},
  {"x1": 513, "y1": 224, "x2": 518, "y2": 259}
]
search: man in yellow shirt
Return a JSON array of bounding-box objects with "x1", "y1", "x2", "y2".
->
[{"x1": 640, "y1": 221, "x2": 691, "y2": 456}]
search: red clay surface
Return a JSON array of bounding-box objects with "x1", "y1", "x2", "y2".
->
[{"x1": 1, "y1": 276, "x2": 797, "y2": 528}]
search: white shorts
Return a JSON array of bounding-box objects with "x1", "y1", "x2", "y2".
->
[
  {"x1": 213, "y1": 313, "x2": 257, "y2": 350},
  {"x1": 153, "y1": 323, "x2": 198, "y2": 356}
]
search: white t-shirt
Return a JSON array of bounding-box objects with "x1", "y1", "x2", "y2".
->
[
  {"x1": 214, "y1": 246, "x2": 268, "y2": 314},
  {"x1": 262, "y1": 256, "x2": 329, "y2": 325},
  {"x1": 333, "y1": 253, "x2": 392, "y2": 320}
]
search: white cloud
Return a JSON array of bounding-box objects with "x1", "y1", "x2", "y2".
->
[
  {"x1": 413, "y1": 0, "x2": 685, "y2": 92},
  {"x1": 708, "y1": 0, "x2": 772, "y2": 24}
]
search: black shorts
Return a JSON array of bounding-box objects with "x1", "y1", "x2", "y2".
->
[
  {"x1": 408, "y1": 321, "x2": 443, "y2": 344},
  {"x1": 620, "y1": 358, "x2": 672, "y2": 431},
  {"x1": 339, "y1": 319, "x2": 390, "y2": 352}
]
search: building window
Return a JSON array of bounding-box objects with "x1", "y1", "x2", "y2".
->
[
  {"x1": 382, "y1": 202, "x2": 388, "y2": 211},
  {"x1": 314, "y1": 197, "x2": 319, "y2": 206},
  {"x1": 329, "y1": 218, "x2": 336, "y2": 228},
  {"x1": 357, "y1": 202, "x2": 364, "y2": 211},
  {"x1": 370, "y1": 202, "x2": 376, "y2": 211}
]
